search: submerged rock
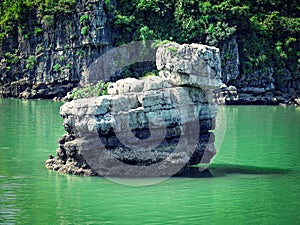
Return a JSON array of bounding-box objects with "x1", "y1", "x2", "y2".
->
[{"x1": 46, "y1": 43, "x2": 222, "y2": 177}]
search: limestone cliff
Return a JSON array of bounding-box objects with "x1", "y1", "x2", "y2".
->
[
  {"x1": 0, "y1": 0, "x2": 300, "y2": 104},
  {"x1": 0, "y1": 1, "x2": 299, "y2": 105},
  {"x1": 0, "y1": 0, "x2": 112, "y2": 99},
  {"x1": 45, "y1": 43, "x2": 221, "y2": 177},
  {"x1": 214, "y1": 38, "x2": 300, "y2": 105}
]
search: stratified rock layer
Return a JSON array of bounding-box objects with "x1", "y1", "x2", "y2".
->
[
  {"x1": 157, "y1": 42, "x2": 221, "y2": 89},
  {"x1": 46, "y1": 43, "x2": 221, "y2": 177}
]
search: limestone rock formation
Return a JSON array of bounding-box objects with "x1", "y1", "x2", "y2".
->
[
  {"x1": 214, "y1": 83, "x2": 239, "y2": 105},
  {"x1": 0, "y1": 0, "x2": 112, "y2": 99},
  {"x1": 45, "y1": 43, "x2": 222, "y2": 177},
  {"x1": 1, "y1": 2, "x2": 299, "y2": 104},
  {"x1": 220, "y1": 38, "x2": 240, "y2": 84},
  {"x1": 157, "y1": 42, "x2": 221, "y2": 89},
  {"x1": 234, "y1": 67, "x2": 276, "y2": 104},
  {"x1": 218, "y1": 39, "x2": 299, "y2": 105}
]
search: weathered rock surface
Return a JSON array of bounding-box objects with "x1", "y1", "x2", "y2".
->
[
  {"x1": 218, "y1": 39, "x2": 299, "y2": 105},
  {"x1": 0, "y1": 0, "x2": 112, "y2": 99},
  {"x1": 46, "y1": 43, "x2": 221, "y2": 177},
  {"x1": 214, "y1": 83, "x2": 239, "y2": 105},
  {"x1": 215, "y1": 67, "x2": 299, "y2": 105},
  {"x1": 157, "y1": 42, "x2": 221, "y2": 89},
  {"x1": 235, "y1": 68, "x2": 276, "y2": 104},
  {"x1": 220, "y1": 38, "x2": 240, "y2": 84}
]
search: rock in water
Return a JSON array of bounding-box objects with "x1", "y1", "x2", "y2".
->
[
  {"x1": 157, "y1": 42, "x2": 221, "y2": 89},
  {"x1": 45, "y1": 42, "x2": 222, "y2": 177}
]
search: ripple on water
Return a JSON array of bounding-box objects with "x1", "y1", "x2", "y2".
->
[{"x1": 0, "y1": 182, "x2": 20, "y2": 225}]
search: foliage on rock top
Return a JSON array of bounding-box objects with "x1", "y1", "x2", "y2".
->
[
  {"x1": 71, "y1": 81, "x2": 111, "y2": 100},
  {"x1": 0, "y1": 0, "x2": 299, "y2": 83},
  {"x1": 113, "y1": 0, "x2": 300, "y2": 77},
  {"x1": 0, "y1": 0, "x2": 76, "y2": 42}
]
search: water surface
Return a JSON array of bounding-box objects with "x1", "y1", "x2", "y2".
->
[{"x1": 1, "y1": 99, "x2": 300, "y2": 224}]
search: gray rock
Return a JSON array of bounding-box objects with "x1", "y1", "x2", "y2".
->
[
  {"x1": 214, "y1": 83, "x2": 239, "y2": 105},
  {"x1": 156, "y1": 42, "x2": 221, "y2": 89},
  {"x1": 220, "y1": 38, "x2": 240, "y2": 83},
  {"x1": 239, "y1": 87, "x2": 266, "y2": 94},
  {"x1": 46, "y1": 42, "x2": 222, "y2": 177},
  {"x1": 0, "y1": 0, "x2": 112, "y2": 99},
  {"x1": 274, "y1": 68, "x2": 292, "y2": 93}
]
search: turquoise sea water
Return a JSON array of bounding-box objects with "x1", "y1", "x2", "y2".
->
[{"x1": 1, "y1": 99, "x2": 300, "y2": 224}]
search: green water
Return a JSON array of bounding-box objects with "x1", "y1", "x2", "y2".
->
[{"x1": 1, "y1": 99, "x2": 300, "y2": 225}]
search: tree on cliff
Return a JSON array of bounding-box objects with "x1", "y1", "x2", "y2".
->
[
  {"x1": 113, "y1": 0, "x2": 299, "y2": 78},
  {"x1": 0, "y1": 0, "x2": 299, "y2": 93}
]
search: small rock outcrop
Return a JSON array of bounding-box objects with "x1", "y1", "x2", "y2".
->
[
  {"x1": 215, "y1": 67, "x2": 300, "y2": 105},
  {"x1": 234, "y1": 67, "x2": 276, "y2": 104},
  {"x1": 45, "y1": 42, "x2": 222, "y2": 177},
  {"x1": 214, "y1": 83, "x2": 239, "y2": 105}
]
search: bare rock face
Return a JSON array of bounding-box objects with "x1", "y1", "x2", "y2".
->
[
  {"x1": 220, "y1": 38, "x2": 240, "y2": 84},
  {"x1": 46, "y1": 43, "x2": 222, "y2": 177},
  {"x1": 214, "y1": 83, "x2": 239, "y2": 105},
  {"x1": 0, "y1": 0, "x2": 112, "y2": 99},
  {"x1": 233, "y1": 67, "x2": 277, "y2": 105},
  {"x1": 157, "y1": 42, "x2": 221, "y2": 89}
]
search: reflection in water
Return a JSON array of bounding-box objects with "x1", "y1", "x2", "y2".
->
[
  {"x1": 180, "y1": 164, "x2": 290, "y2": 178},
  {"x1": 208, "y1": 164, "x2": 290, "y2": 177}
]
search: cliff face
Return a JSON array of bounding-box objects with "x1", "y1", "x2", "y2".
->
[
  {"x1": 216, "y1": 38, "x2": 300, "y2": 105},
  {"x1": 45, "y1": 43, "x2": 221, "y2": 177},
  {"x1": 0, "y1": 1, "x2": 299, "y2": 105},
  {"x1": 0, "y1": 0, "x2": 112, "y2": 99}
]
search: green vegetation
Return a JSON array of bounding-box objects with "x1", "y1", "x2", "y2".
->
[
  {"x1": 4, "y1": 52, "x2": 19, "y2": 65},
  {"x1": 34, "y1": 27, "x2": 43, "y2": 36},
  {"x1": 26, "y1": 55, "x2": 36, "y2": 70},
  {"x1": 123, "y1": 68, "x2": 133, "y2": 78},
  {"x1": 140, "y1": 70, "x2": 159, "y2": 80},
  {"x1": 76, "y1": 49, "x2": 85, "y2": 56},
  {"x1": 53, "y1": 63, "x2": 61, "y2": 72},
  {"x1": 80, "y1": 14, "x2": 89, "y2": 24},
  {"x1": 81, "y1": 26, "x2": 89, "y2": 35},
  {"x1": 104, "y1": 0, "x2": 114, "y2": 11},
  {"x1": 152, "y1": 40, "x2": 171, "y2": 48},
  {"x1": 64, "y1": 44, "x2": 69, "y2": 51},
  {"x1": 24, "y1": 34, "x2": 30, "y2": 39},
  {"x1": 35, "y1": 45, "x2": 44, "y2": 55},
  {"x1": 71, "y1": 81, "x2": 111, "y2": 99},
  {"x1": 0, "y1": 0, "x2": 76, "y2": 42},
  {"x1": 39, "y1": 0, "x2": 76, "y2": 15},
  {"x1": 43, "y1": 15, "x2": 54, "y2": 27},
  {"x1": 167, "y1": 46, "x2": 178, "y2": 55},
  {"x1": 0, "y1": 0, "x2": 299, "y2": 80},
  {"x1": 4, "y1": 52, "x2": 18, "y2": 73},
  {"x1": 113, "y1": 0, "x2": 300, "y2": 77}
]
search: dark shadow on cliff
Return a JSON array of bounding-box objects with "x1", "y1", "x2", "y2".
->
[{"x1": 176, "y1": 163, "x2": 291, "y2": 178}]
